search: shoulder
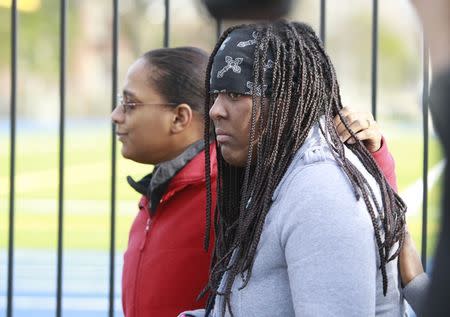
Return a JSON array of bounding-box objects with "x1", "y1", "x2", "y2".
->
[
  {"x1": 272, "y1": 161, "x2": 375, "y2": 247},
  {"x1": 277, "y1": 160, "x2": 354, "y2": 206},
  {"x1": 276, "y1": 161, "x2": 359, "y2": 219}
]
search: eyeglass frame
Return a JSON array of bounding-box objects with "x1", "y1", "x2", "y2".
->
[{"x1": 116, "y1": 94, "x2": 178, "y2": 114}]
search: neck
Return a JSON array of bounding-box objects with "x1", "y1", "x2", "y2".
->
[{"x1": 167, "y1": 127, "x2": 203, "y2": 161}]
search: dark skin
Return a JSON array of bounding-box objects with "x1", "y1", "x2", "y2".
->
[
  {"x1": 333, "y1": 107, "x2": 381, "y2": 152},
  {"x1": 400, "y1": 228, "x2": 424, "y2": 285}
]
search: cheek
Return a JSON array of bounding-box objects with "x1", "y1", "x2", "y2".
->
[
  {"x1": 240, "y1": 105, "x2": 262, "y2": 145},
  {"x1": 135, "y1": 111, "x2": 169, "y2": 134},
  {"x1": 235, "y1": 101, "x2": 253, "y2": 140},
  {"x1": 138, "y1": 114, "x2": 172, "y2": 149},
  {"x1": 127, "y1": 117, "x2": 145, "y2": 141},
  {"x1": 234, "y1": 114, "x2": 252, "y2": 146},
  {"x1": 125, "y1": 117, "x2": 154, "y2": 152}
]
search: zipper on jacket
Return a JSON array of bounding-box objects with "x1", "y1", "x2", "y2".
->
[
  {"x1": 139, "y1": 218, "x2": 151, "y2": 251},
  {"x1": 134, "y1": 216, "x2": 152, "y2": 316}
]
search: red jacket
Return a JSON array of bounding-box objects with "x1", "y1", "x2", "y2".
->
[{"x1": 122, "y1": 145, "x2": 217, "y2": 317}]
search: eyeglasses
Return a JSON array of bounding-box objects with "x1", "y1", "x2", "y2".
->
[{"x1": 116, "y1": 94, "x2": 178, "y2": 114}]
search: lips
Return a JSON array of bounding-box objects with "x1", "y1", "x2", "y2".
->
[
  {"x1": 215, "y1": 128, "x2": 232, "y2": 143},
  {"x1": 116, "y1": 132, "x2": 128, "y2": 141}
]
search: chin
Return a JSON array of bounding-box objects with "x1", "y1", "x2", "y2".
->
[
  {"x1": 221, "y1": 148, "x2": 246, "y2": 167},
  {"x1": 121, "y1": 148, "x2": 132, "y2": 160},
  {"x1": 121, "y1": 146, "x2": 137, "y2": 162}
]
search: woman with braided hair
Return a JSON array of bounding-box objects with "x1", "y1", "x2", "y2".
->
[{"x1": 180, "y1": 21, "x2": 408, "y2": 316}]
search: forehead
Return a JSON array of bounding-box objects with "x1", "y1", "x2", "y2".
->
[
  {"x1": 123, "y1": 58, "x2": 159, "y2": 99},
  {"x1": 126, "y1": 58, "x2": 149, "y2": 83}
]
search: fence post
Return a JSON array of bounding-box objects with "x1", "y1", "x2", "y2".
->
[
  {"x1": 320, "y1": 0, "x2": 326, "y2": 45},
  {"x1": 7, "y1": 1, "x2": 18, "y2": 315},
  {"x1": 421, "y1": 37, "x2": 429, "y2": 271},
  {"x1": 56, "y1": 0, "x2": 67, "y2": 316},
  {"x1": 109, "y1": 0, "x2": 119, "y2": 316},
  {"x1": 164, "y1": 0, "x2": 170, "y2": 47},
  {"x1": 371, "y1": 0, "x2": 378, "y2": 119}
]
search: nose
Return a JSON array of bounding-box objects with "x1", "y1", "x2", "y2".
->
[
  {"x1": 209, "y1": 94, "x2": 227, "y2": 121},
  {"x1": 111, "y1": 105, "x2": 125, "y2": 124}
]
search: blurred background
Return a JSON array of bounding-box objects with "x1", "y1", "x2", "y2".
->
[{"x1": 0, "y1": 0, "x2": 443, "y2": 316}]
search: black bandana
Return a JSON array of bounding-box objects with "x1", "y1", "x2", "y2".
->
[{"x1": 210, "y1": 27, "x2": 275, "y2": 96}]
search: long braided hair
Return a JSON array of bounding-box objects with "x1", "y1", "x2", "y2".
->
[{"x1": 203, "y1": 20, "x2": 406, "y2": 316}]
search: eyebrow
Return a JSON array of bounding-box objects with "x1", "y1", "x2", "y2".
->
[{"x1": 123, "y1": 90, "x2": 139, "y2": 100}]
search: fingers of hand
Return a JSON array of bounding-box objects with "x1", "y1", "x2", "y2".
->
[
  {"x1": 336, "y1": 111, "x2": 378, "y2": 140},
  {"x1": 340, "y1": 107, "x2": 352, "y2": 117},
  {"x1": 338, "y1": 118, "x2": 366, "y2": 142},
  {"x1": 333, "y1": 106, "x2": 352, "y2": 130},
  {"x1": 348, "y1": 129, "x2": 375, "y2": 144}
]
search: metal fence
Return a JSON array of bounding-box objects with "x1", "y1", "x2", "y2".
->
[{"x1": 4, "y1": 0, "x2": 429, "y2": 316}]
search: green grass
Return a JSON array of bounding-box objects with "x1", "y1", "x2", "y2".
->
[
  {"x1": 0, "y1": 212, "x2": 135, "y2": 250},
  {"x1": 0, "y1": 127, "x2": 444, "y2": 254},
  {"x1": 0, "y1": 129, "x2": 151, "y2": 251},
  {"x1": 388, "y1": 133, "x2": 443, "y2": 191},
  {"x1": 0, "y1": 131, "x2": 152, "y2": 200}
]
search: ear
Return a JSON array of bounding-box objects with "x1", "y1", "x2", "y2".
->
[{"x1": 170, "y1": 103, "x2": 193, "y2": 134}]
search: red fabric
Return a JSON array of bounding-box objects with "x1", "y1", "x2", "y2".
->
[
  {"x1": 371, "y1": 136, "x2": 398, "y2": 192},
  {"x1": 122, "y1": 145, "x2": 217, "y2": 317}
]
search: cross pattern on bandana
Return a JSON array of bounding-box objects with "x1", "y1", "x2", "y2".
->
[
  {"x1": 217, "y1": 56, "x2": 244, "y2": 78},
  {"x1": 219, "y1": 37, "x2": 231, "y2": 51},
  {"x1": 264, "y1": 59, "x2": 274, "y2": 72},
  {"x1": 237, "y1": 31, "x2": 258, "y2": 47},
  {"x1": 245, "y1": 81, "x2": 267, "y2": 96}
]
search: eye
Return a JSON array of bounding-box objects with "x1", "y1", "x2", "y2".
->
[
  {"x1": 124, "y1": 103, "x2": 137, "y2": 112},
  {"x1": 227, "y1": 92, "x2": 242, "y2": 101}
]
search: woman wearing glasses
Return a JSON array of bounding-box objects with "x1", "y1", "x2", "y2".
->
[
  {"x1": 111, "y1": 46, "x2": 404, "y2": 317},
  {"x1": 111, "y1": 47, "x2": 216, "y2": 317}
]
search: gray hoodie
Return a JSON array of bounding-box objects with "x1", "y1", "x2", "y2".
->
[{"x1": 181, "y1": 121, "x2": 406, "y2": 316}]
